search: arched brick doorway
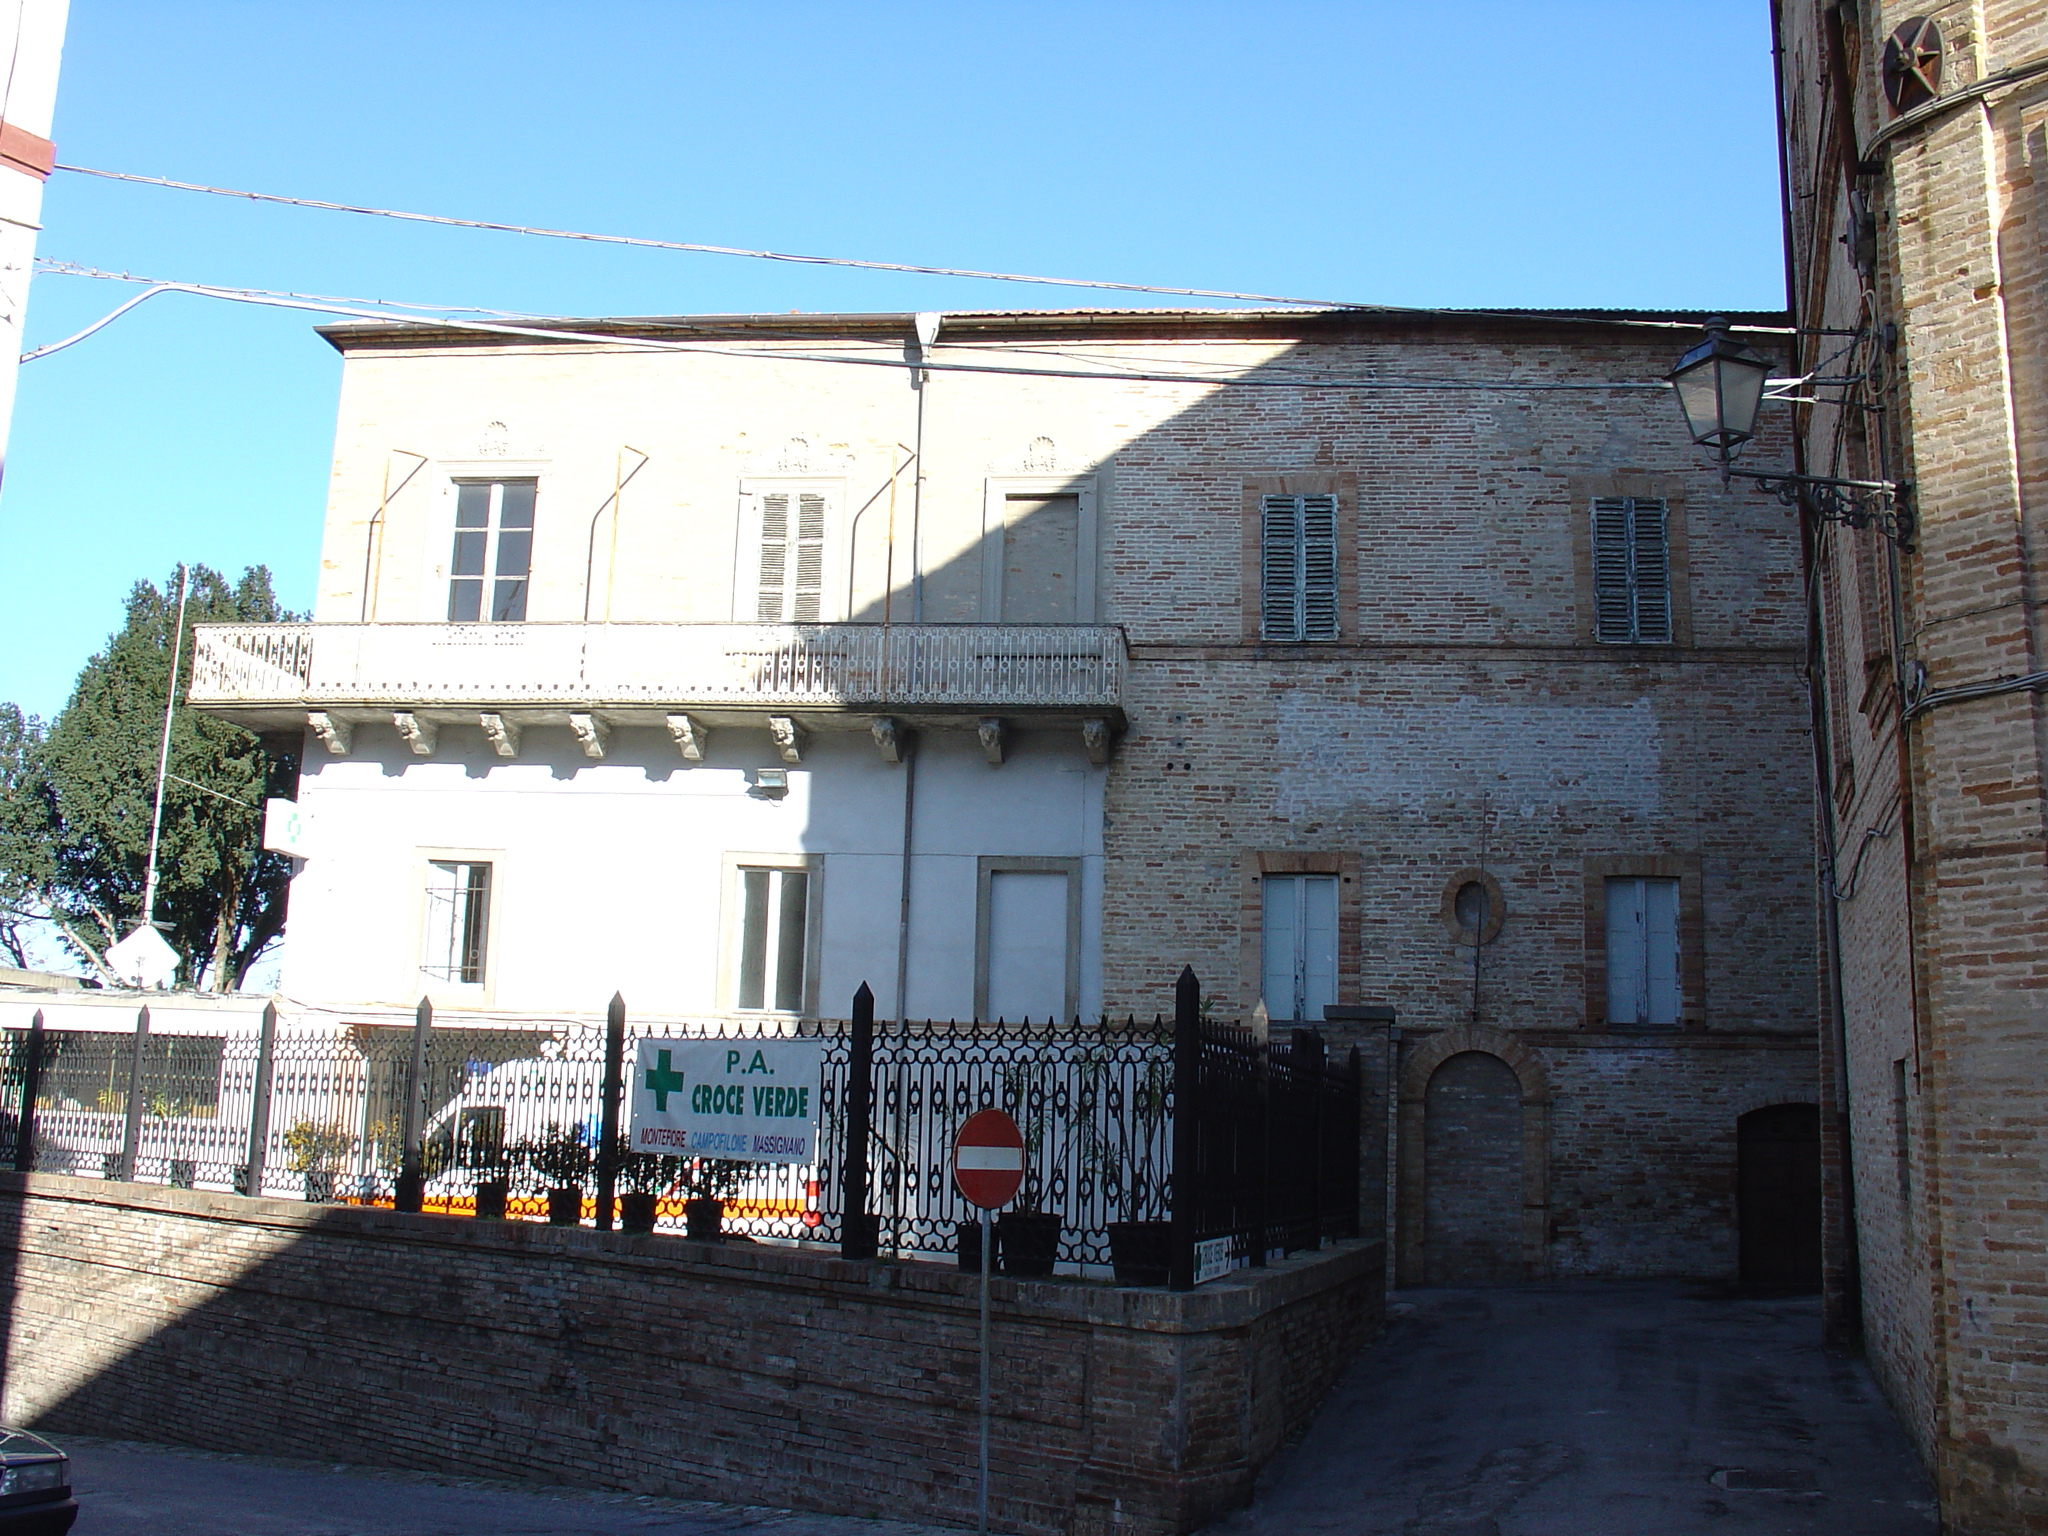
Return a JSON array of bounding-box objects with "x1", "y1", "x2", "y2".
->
[
  {"x1": 1737, "y1": 1102, "x2": 1822, "y2": 1290},
  {"x1": 1423, "y1": 1051, "x2": 1525, "y2": 1284}
]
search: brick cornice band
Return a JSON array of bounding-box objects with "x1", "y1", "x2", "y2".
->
[{"x1": 0, "y1": 121, "x2": 54, "y2": 180}]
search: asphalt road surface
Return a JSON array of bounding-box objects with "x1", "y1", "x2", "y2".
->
[
  {"x1": 1211, "y1": 1280, "x2": 1938, "y2": 1536},
  {"x1": 61, "y1": 1437, "x2": 957, "y2": 1536}
]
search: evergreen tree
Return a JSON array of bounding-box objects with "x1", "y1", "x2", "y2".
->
[{"x1": 3, "y1": 566, "x2": 298, "y2": 989}]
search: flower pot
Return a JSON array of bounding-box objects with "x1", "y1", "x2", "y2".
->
[
  {"x1": 1107, "y1": 1221, "x2": 1173, "y2": 1287},
  {"x1": 547, "y1": 1187, "x2": 583, "y2": 1226},
  {"x1": 473, "y1": 1180, "x2": 509, "y2": 1221},
  {"x1": 302, "y1": 1169, "x2": 336, "y2": 1203},
  {"x1": 620, "y1": 1191, "x2": 659, "y2": 1233},
  {"x1": 996, "y1": 1212, "x2": 1061, "y2": 1277},
  {"x1": 956, "y1": 1219, "x2": 985, "y2": 1273},
  {"x1": 168, "y1": 1158, "x2": 197, "y2": 1190},
  {"x1": 685, "y1": 1196, "x2": 724, "y2": 1241}
]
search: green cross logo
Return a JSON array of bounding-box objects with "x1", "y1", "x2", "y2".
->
[{"x1": 645, "y1": 1049, "x2": 686, "y2": 1112}]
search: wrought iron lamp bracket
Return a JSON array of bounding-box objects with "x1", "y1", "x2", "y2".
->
[{"x1": 1725, "y1": 466, "x2": 1914, "y2": 550}]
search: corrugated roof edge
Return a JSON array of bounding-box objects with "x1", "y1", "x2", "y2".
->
[{"x1": 316, "y1": 305, "x2": 1790, "y2": 353}]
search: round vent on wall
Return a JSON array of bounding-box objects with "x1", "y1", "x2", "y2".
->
[{"x1": 1882, "y1": 16, "x2": 1943, "y2": 115}]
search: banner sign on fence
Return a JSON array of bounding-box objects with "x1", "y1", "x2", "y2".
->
[
  {"x1": 1194, "y1": 1236, "x2": 1235, "y2": 1286},
  {"x1": 628, "y1": 1039, "x2": 823, "y2": 1165}
]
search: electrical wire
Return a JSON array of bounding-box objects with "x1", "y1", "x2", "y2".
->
[
  {"x1": 53, "y1": 162, "x2": 1798, "y2": 335},
  {"x1": 25, "y1": 262, "x2": 1681, "y2": 392}
]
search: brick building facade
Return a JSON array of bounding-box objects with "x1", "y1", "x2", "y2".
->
[
  {"x1": 183, "y1": 305, "x2": 1820, "y2": 1287},
  {"x1": 1774, "y1": 3, "x2": 2048, "y2": 1530}
]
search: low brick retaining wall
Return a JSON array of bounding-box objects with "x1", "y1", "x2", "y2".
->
[{"x1": 0, "y1": 1175, "x2": 1381, "y2": 1533}]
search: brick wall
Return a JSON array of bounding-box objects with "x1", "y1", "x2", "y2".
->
[
  {"x1": 1778, "y1": 1, "x2": 2048, "y2": 1528},
  {"x1": 0, "y1": 1176, "x2": 1382, "y2": 1535}
]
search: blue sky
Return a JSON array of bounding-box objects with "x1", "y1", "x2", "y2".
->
[{"x1": 0, "y1": 1, "x2": 1786, "y2": 722}]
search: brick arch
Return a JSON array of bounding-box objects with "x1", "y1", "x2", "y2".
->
[{"x1": 1396, "y1": 1027, "x2": 1551, "y2": 1285}]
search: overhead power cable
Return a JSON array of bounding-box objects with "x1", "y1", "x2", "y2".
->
[
  {"x1": 54, "y1": 163, "x2": 1362, "y2": 310},
  {"x1": 28, "y1": 262, "x2": 1680, "y2": 393},
  {"x1": 53, "y1": 163, "x2": 1794, "y2": 335}
]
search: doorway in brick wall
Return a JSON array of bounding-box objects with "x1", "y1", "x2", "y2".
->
[
  {"x1": 1737, "y1": 1103, "x2": 1822, "y2": 1291},
  {"x1": 1424, "y1": 1051, "x2": 1524, "y2": 1284}
]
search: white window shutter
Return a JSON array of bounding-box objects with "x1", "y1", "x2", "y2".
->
[
  {"x1": 1605, "y1": 877, "x2": 1647, "y2": 1024},
  {"x1": 793, "y1": 493, "x2": 827, "y2": 622},
  {"x1": 1301, "y1": 875, "x2": 1339, "y2": 1021},
  {"x1": 1643, "y1": 877, "x2": 1680, "y2": 1023},
  {"x1": 1261, "y1": 495, "x2": 1301, "y2": 639},
  {"x1": 1261, "y1": 877, "x2": 1302, "y2": 1019},
  {"x1": 757, "y1": 493, "x2": 791, "y2": 621},
  {"x1": 1300, "y1": 494, "x2": 1340, "y2": 640}
]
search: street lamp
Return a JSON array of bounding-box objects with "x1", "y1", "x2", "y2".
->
[{"x1": 1668, "y1": 317, "x2": 1912, "y2": 548}]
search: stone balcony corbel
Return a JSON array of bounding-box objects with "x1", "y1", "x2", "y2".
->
[
  {"x1": 666, "y1": 713, "x2": 709, "y2": 762},
  {"x1": 393, "y1": 712, "x2": 437, "y2": 756},
  {"x1": 479, "y1": 712, "x2": 521, "y2": 759},
  {"x1": 307, "y1": 711, "x2": 353, "y2": 756},
  {"x1": 569, "y1": 713, "x2": 611, "y2": 759},
  {"x1": 769, "y1": 716, "x2": 806, "y2": 764}
]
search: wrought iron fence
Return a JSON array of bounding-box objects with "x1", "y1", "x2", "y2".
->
[{"x1": 0, "y1": 969, "x2": 1360, "y2": 1287}]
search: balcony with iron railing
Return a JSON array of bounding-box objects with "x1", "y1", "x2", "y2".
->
[{"x1": 186, "y1": 622, "x2": 1127, "y2": 761}]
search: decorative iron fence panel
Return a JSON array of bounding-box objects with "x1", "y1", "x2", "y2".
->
[{"x1": 0, "y1": 971, "x2": 1361, "y2": 1287}]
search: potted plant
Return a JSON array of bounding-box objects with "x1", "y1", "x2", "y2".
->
[
  {"x1": 617, "y1": 1151, "x2": 670, "y2": 1233},
  {"x1": 1103, "y1": 1058, "x2": 1174, "y2": 1286},
  {"x1": 283, "y1": 1120, "x2": 355, "y2": 1203},
  {"x1": 529, "y1": 1123, "x2": 591, "y2": 1226},
  {"x1": 680, "y1": 1156, "x2": 748, "y2": 1241},
  {"x1": 991, "y1": 1062, "x2": 1062, "y2": 1278}
]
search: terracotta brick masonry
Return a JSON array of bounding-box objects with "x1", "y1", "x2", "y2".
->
[{"x1": 0, "y1": 1175, "x2": 1383, "y2": 1535}]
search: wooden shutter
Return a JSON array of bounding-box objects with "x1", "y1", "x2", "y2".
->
[
  {"x1": 1630, "y1": 500, "x2": 1672, "y2": 642},
  {"x1": 1592, "y1": 497, "x2": 1671, "y2": 643},
  {"x1": 1260, "y1": 495, "x2": 1301, "y2": 639},
  {"x1": 756, "y1": 493, "x2": 790, "y2": 621},
  {"x1": 1300, "y1": 494, "x2": 1340, "y2": 640},
  {"x1": 755, "y1": 491, "x2": 827, "y2": 622},
  {"x1": 1604, "y1": 877, "x2": 1647, "y2": 1024},
  {"x1": 1592, "y1": 498, "x2": 1635, "y2": 642},
  {"x1": 792, "y1": 493, "x2": 826, "y2": 622}
]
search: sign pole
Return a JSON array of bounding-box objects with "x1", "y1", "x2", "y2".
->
[{"x1": 979, "y1": 1204, "x2": 991, "y2": 1534}]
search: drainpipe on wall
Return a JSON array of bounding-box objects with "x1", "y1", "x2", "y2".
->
[{"x1": 910, "y1": 312, "x2": 940, "y2": 622}]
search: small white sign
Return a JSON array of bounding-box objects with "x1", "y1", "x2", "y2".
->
[
  {"x1": 1194, "y1": 1236, "x2": 1235, "y2": 1286},
  {"x1": 263, "y1": 798, "x2": 313, "y2": 858},
  {"x1": 628, "y1": 1038, "x2": 823, "y2": 1165},
  {"x1": 106, "y1": 925, "x2": 179, "y2": 989}
]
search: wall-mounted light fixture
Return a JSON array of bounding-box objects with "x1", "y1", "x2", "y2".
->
[
  {"x1": 1668, "y1": 317, "x2": 1912, "y2": 548},
  {"x1": 747, "y1": 767, "x2": 790, "y2": 800}
]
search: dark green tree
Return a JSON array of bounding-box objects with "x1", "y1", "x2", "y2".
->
[
  {"x1": 9, "y1": 566, "x2": 299, "y2": 989},
  {"x1": 0, "y1": 703, "x2": 54, "y2": 969}
]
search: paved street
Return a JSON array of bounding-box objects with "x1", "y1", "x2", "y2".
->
[
  {"x1": 61, "y1": 1437, "x2": 956, "y2": 1536},
  {"x1": 1212, "y1": 1281, "x2": 1938, "y2": 1536},
  {"x1": 56, "y1": 1282, "x2": 1934, "y2": 1536}
]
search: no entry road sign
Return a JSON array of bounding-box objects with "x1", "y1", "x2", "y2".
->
[{"x1": 953, "y1": 1109, "x2": 1025, "y2": 1210}]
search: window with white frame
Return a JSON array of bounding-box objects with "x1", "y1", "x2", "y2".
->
[
  {"x1": 736, "y1": 866, "x2": 810, "y2": 1012},
  {"x1": 1260, "y1": 494, "x2": 1340, "y2": 641},
  {"x1": 1605, "y1": 875, "x2": 1679, "y2": 1026},
  {"x1": 1591, "y1": 496, "x2": 1672, "y2": 643},
  {"x1": 754, "y1": 490, "x2": 828, "y2": 622},
  {"x1": 1261, "y1": 874, "x2": 1338, "y2": 1023},
  {"x1": 422, "y1": 860, "x2": 492, "y2": 985},
  {"x1": 448, "y1": 480, "x2": 537, "y2": 622}
]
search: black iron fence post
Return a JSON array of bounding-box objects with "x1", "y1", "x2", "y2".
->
[
  {"x1": 240, "y1": 1000, "x2": 278, "y2": 1196},
  {"x1": 595, "y1": 991, "x2": 626, "y2": 1231},
  {"x1": 841, "y1": 982, "x2": 877, "y2": 1260},
  {"x1": 12, "y1": 1010, "x2": 46, "y2": 1174},
  {"x1": 1169, "y1": 966, "x2": 1201, "y2": 1292},
  {"x1": 395, "y1": 996, "x2": 431, "y2": 1213},
  {"x1": 115, "y1": 1005, "x2": 149, "y2": 1181},
  {"x1": 1251, "y1": 1026, "x2": 1270, "y2": 1268}
]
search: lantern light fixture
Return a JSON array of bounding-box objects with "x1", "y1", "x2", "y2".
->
[{"x1": 1669, "y1": 317, "x2": 1913, "y2": 549}]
